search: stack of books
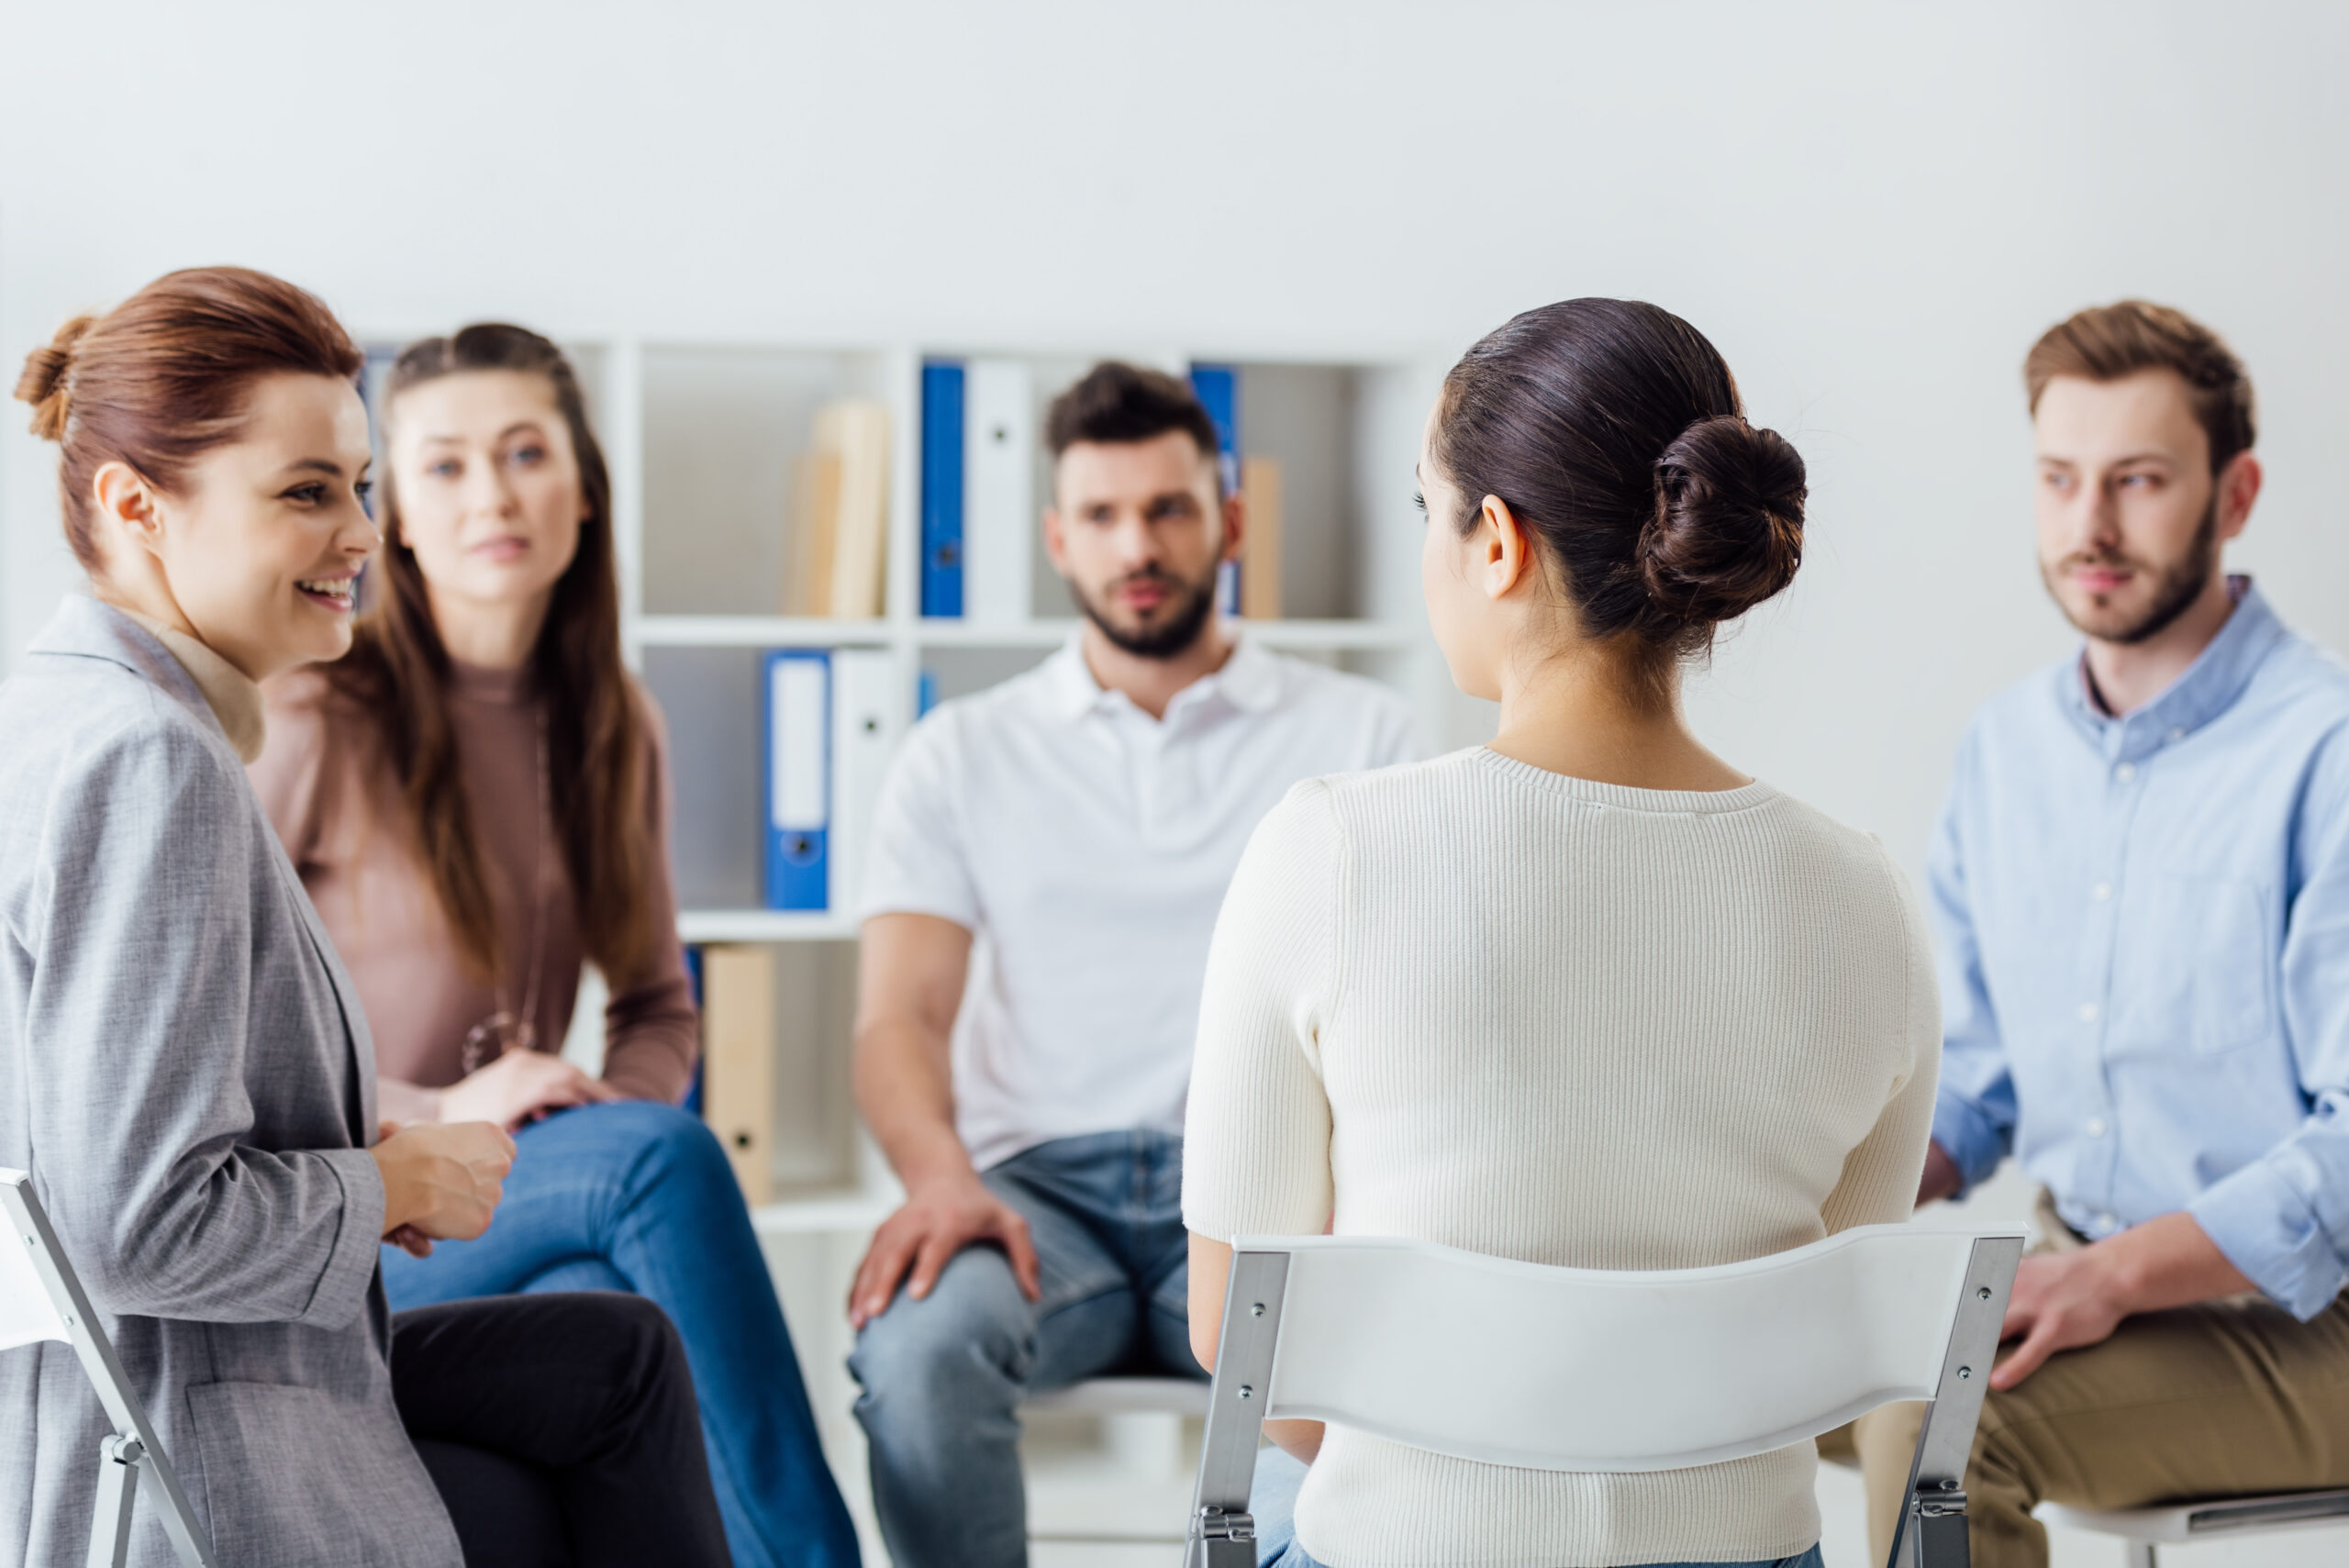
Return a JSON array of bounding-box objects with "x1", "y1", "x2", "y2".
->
[{"x1": 783, "y1": 400, "x2": 890, "y2": 618}]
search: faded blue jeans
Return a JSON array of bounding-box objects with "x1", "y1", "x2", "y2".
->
[
  {"x1": 381, "y1": 1100, "x2": 860, "y2": 1568},
  {"x1": 848, "y1": 1128, "x2": 1202, "y2": 1568},
  {"x1": 1250, "y1": 1446, "x2": 1827, "y2": 1568}
]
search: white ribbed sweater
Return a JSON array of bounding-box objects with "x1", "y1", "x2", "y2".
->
[{"x1": 1182, "y1": 748, "x2": 1940, "y2": 1568}]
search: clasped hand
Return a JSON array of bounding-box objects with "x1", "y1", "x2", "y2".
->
[{"x1": 372, "y1": 1118, "x2": 516, "y2": 1259}]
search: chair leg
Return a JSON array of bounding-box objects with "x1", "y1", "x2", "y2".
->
[{"x1": 84, "y1": 1436, "x2": 140, "y2": 1568}]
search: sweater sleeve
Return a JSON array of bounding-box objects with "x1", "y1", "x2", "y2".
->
[
  {"x1": 1182, "y1": 780, "x2": 1344, "y2": 1241},
  {"x1": 250, "y1": 670, "x2": 331, "y2": 867},
  {"x1": 252, "y1": 673, "x2": 448, "y2": 1122},
  {"x1": 1820, "y1": 840, "x2": 1944, "y2": 1234},
  {"x1": 598, "y1": 686, "x2": 698, "y2": 1104}
]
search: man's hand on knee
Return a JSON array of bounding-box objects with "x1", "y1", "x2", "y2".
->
[
  {"x1": 849, "y1": 1173, "x2": 1042, "y2": 1329},
  {"x1": 1993, "y1": 1210, "x2": 2257, "y2": 1389},
  {"x1": 1993, "y1": 1250, "x2": 2131, "y2": 1388}
]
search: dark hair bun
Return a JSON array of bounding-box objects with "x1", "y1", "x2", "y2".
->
[
  {"x1": 15, "y1": 315, "x2": 94, "y2": 441},
  {"x1": 1637, "y1": 414, "x2": 1807, "y2": 634}
]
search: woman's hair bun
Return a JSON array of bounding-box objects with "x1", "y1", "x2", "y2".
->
[
  {"x1": 15, "y1": 315, "x2": 95, "y2": 441},
  {"x1": 1637, "y1": 414, "x2": 1807, "y2": 634}
]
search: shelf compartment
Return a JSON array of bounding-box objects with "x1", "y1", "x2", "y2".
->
[
  {"x1": 750, "y1": 1188, "x2": 900, "y2": 1236},
  {"x1": 634, "y1": 615, "x2": 893, "y2": 649},
  {"x1": 913, "y1": 617, "x2": 1419, "y2": 651},
  {"x1": 680, "y1": 908, "x2": 861, "y2": 944}
]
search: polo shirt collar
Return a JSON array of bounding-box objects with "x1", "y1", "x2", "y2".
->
[
  {"x1": 2058, "y1": 575, "x2": 2286, "y2": 758},
  {"x1": 1041, "y1": 627, "x2": 1283, "y2": 723}
]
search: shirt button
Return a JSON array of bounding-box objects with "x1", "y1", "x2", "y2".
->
[
  {"x1": 2078, "y1": 1002, "x2": 2100, "y2": 1023},
  {"x1": 2085, "y1": 1116, "x2": 2108, "y2": 1137},
  {"x1": 2091, "y1": 881, "x2": 2113, "y2": 901},
  {"x1": 2114, "y1": 762, "x2": 2138, "y2": 783},
  {"x1": 2167, "y1": 727, "x2": 2187, "y2": 743}
]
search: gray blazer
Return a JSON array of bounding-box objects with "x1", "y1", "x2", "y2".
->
[{"x1": 0, "y1": 597, "x2": 462, "y2": 1568}]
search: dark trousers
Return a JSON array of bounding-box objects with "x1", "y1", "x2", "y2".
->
[{"x1": 391, "y1": 1293, "x2": 732, "y2": 1568}]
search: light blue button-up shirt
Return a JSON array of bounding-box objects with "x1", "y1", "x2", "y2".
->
[{"x1": 1932, "y1": 581, "x2": 2349, "y2": 1319}]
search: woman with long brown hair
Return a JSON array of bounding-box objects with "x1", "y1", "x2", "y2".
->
[
  {"x1": 2, "y1": 267, "x2": 729, "y2": 1568},
  {"x1": 250, "y1": 324, "x2": 859, "y2": 1568}
]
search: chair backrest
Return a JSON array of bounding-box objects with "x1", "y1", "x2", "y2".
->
[
  {"x1": 1235, "y1": 1223, "x2": 2021, "y2": 1471},
  {"x1": 0, "y1": 1169, "x2": 73, "y2": 1353}
]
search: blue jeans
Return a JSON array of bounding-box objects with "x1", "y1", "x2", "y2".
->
[
  {"x1": 381, "y1": 1100, "x2": 860, "y2": 1568},
  {"x1": 1250, "y1": 1446, "x2": 1826, "y2": 1568},
  {"x1": 847, "y1": 1129, "x2": 1201, "y2": 1568}
]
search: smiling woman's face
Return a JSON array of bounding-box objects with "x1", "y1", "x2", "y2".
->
[
  {"x1": 133, "y1": 371, "x2": 377, "y2": 680},
  {"x1": 387, "y1": 368, "x2": 585, "y2": 627}
]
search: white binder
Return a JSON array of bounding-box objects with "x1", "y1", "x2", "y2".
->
[
  {"x1": 829, "y1": 648, "x2": 905, "y2": 916},
  {"x1": 964, "y1": 359, "x2": 1035, "y2": 625}
]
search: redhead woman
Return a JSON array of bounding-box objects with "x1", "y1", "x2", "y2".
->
[
  {"x1": 248, "y1": 323, "x2": 860, "y2": 1568},
  {"x1": 1182, "y1": 299, "x2": 1940, "y2": 1568},
  {"x1": 0, "y1": 268, "x2": 729, "y2": 1567}
]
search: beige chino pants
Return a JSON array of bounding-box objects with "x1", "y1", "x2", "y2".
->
[{"x1": 1819, "y1": 1190, "x2": 2349, "y2": 1568}]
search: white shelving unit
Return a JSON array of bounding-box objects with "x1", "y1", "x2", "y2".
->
[
  {"x1": 362, "y1": 328, "x2": 1451, "y2": 1562},
  {"x1": 599, "y1": 337, "x2": 1448, "y2": 1216},
  {"x1": 356, "y1": 329, "x2": 1453, "y2": 1229}
]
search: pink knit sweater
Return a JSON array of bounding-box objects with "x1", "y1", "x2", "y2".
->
[{"x1": 250, "y1": 662, "x2": 698, "y2": 1122}]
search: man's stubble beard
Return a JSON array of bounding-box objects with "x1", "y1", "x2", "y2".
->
[
  {"x1": 2043, "y1": 496, "x2": 2220, "y2": 647},
  {"x1": 1067, "y1": 559, "x2": 1222, "y2": 660}
]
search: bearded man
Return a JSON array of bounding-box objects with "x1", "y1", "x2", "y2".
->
[
  {"x1": 1839, "y1": 301, "x2": 2349, "y2": 1567},
  {"x1": 842, "y1": 361, "x2": 1419, "y2": 1568}
]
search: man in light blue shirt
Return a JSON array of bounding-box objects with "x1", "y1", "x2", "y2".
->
[{"x1": 1850, "y1": 301, "x2": 2349, "y2": 1568}]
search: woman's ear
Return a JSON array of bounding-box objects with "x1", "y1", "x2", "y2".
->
[
  {"x1": 1479, "y1": 494, "x2": 1537, "y2": 601},
  {"x1": 91, "y1": 461, "x2": 165, "y2": 560}
]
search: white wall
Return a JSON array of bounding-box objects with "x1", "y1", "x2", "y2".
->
[
  {"x1": 8, "y1": 1, "x2": 2347, "y2": 891},
  {"x1": 6, "y1": 6, "x2": 2348, "y2": 1560}
]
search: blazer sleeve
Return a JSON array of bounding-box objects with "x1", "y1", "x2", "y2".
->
[{"x1": 27, "y1": 717, "x2": 384, "y2": 1328}]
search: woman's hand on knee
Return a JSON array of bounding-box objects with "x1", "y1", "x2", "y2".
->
[
  {"x1": 439, "y1": 1050, "x2": 618, "y2": 1131},
  {"x1": 373, "y1": 1119, "x2": 517, "y2": 1248}
]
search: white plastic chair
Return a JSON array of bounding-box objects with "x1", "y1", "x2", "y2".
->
[
  {"x1": 1027, "y1": 1375, "x2": 1211, "y2": 1421},
  {"x1": 1, "y1": 1168, "x2": 218, "y2": 1568},
  {"x1": 2038, "y1": 1490, "x2": 2349, "y2": 1566},
  {"x1": 1023, "y1": 1376, "x2": 1211, "y2": 1546},
  {"x1": 1186, "y1": 1223, "x2": 2025, "y2": 1568}
]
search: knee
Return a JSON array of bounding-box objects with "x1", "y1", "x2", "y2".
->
[
  {"x1": 851, "y1": 1251, "x2": 1030, "y2": 1414},
  {"x1": 597, "y1": 1100, "x2": 739, "y2": 1199},
  {"x1": 547, "y1": 1291, "x2": 689, "y2": 1396}
]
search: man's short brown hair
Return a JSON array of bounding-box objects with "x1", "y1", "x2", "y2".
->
[
  {"x1": 1044, "y1": 361, "x2": 1222, "y2": 476},
  {"x1": 2024, "y1": 300, "x2": 2256, "y2": 474}
]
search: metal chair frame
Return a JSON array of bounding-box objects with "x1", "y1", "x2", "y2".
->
[
  {"x1": 1, "y1": 1169, "x2": 218, "y2": 1568},
  {"x1": 1184, "y1": 1226, "x2": 2024, "y2": 1568}
]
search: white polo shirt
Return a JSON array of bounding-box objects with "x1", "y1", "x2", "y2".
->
[{"x1": 858, "y1": 631, "x2": 1421, "y2": 1170}]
